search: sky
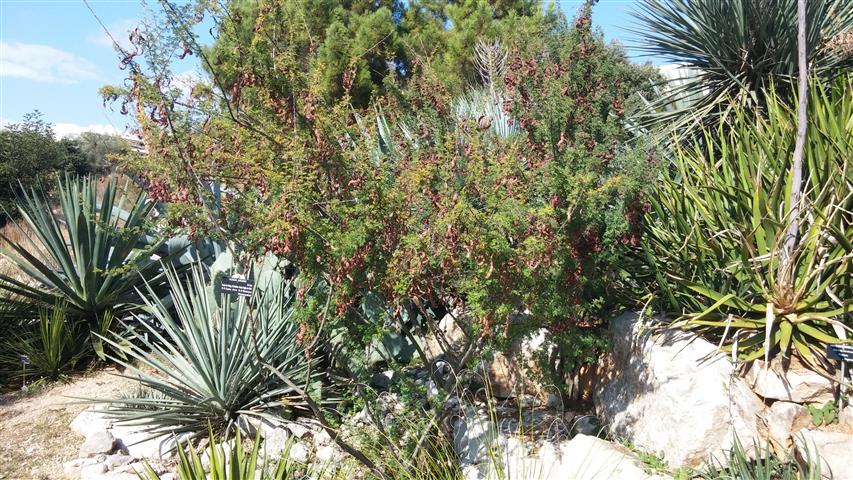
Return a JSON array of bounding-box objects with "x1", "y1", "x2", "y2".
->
[{"x1": 0, "y1": 0, "x2": 648, "y2": 139}]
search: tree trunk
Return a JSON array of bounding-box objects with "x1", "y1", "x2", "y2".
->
[{"x1": 783, "y1": 0, "x2": 809, "y2": 277}]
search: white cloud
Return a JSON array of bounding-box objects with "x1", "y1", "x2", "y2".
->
[
  {"x1": 0, "y1": 41, "x2": 98, "y2": 84},
  {"x1": 52, "y1": 123, "x2": 123, "y2": 139},
  {"x1": 87, "y1": 19, "x2": 140, "y2": 51},
  {"x1": 1, "y1": 118, "x2": 134, "y2": 141}
]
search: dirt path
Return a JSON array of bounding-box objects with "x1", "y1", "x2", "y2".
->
[{"x1": 0, "y1": 368, "x2": 135, "y2": 480}]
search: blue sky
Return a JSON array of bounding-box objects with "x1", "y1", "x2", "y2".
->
[{"x1": 0, "y1": 0, "x2": 646, "y2": 138}]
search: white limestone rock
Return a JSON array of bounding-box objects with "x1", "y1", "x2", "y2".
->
[
  {"x1": 795, "y1": 429, "x2": 853, "y2": 480},
  {"x1": 111, "y1": 424, "x2": 174, "y2": 460},
  {"x1": 70, "y1": 407, "x2": 113, "y2": 439},
  {"x1": 452, "y1": 405, "x2": 670, "y2": 480},
  {"x1": 79, "y1": 430, "x2": 116, "y2": 458},
  {"x1": 767, "y1": 401, "x2": 811, "y2": 448},
  {"x1": 79, "y1": 462, "x2": 109, "y2": 478},
  {"x1": 595, "y1": 312, "x2": 765, "y2": 469},
  {"x1": 745, "y1": 358, "x2": 835, "y2": 404}
]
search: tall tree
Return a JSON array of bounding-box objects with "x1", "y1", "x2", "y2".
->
[
  {"x1": 196, "y1": 0, "x2": 554, "y2": 108},
  {"x1": 0, "y1": 112, "x2": 68, "y2": 220},
  {"x1": 402, "y1": 0, "x2": 558, "y2": 94}
]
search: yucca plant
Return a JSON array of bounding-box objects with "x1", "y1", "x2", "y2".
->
[
  {"x1": 0, "y1": 302, "x2": 89, "y2": 382},
  {"x1": 643, "y1": 75, "x2": 852, "y2": 365},
  {"x1": 454, "y1": 90, "x2": 519, "y2": 139},
  {"x1": 632, "y1": 0, "x2": 853, "y2": 136},
  {"x1": 136, "y1": 426, "x2": 325, "y2": 480},
  {"x1": 0, "y1": 175, "x2": 177, "y2": 341},
  {"x1": 100, "y1": 261, "x2": 321, "y2": 438}
]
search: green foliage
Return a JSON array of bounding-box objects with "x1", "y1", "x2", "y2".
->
[
  {"x1": 402, "y1": 0, "x2": 559, "y2": 95},
  {"x1": 806, "y1": 400, "x2": 838, "y2": 427},
  {"x1": 58, "y1": 137, "x2": 92, "y2": 177},
  {"x1": 64, "y1": 132, "x2": 130, "y2": 175},
  {"x1": 700, "y1": 438, "x2": 822, "y2": 480},
  {"x1": 136, "y1": 426, "x2": 325, "y2": 480},
  {"x1": 199, "y1": 0, "x2": 402, "y2": 108},
  {"x1": 624, "y1": 443, "x2": 670, "y2": 476},
  {"x1": 0, "y1": 112, "x2": 69, "y2": 220},
  {"x1": 626, "y1": 438, "x2": 825, "y2": 480},
  {"x1": 0, "y1": 175, "x2": 177, "y2": 342},
  {"x1": 633, "y1": 0, "x2": 853, "y2": 136},
  {"x1": 642, "y1": 76, "x2": 853, "y2": 364},
  {"x1": 0, "y1": 302, "x2": 89, "y2": 382},
  {"x1": 101, "y1": 261, "x2": 321, "y2": 437},
  {"x1": 197, "y1": 0, "x2": 553, "y2": 107},
  {"x1": 105, "y1": 0, "x2": 657, "y2": 392},
  {"x1": 621, "y1": 440, "x2": 691, "y2": 480},
  {"x1": 0, "y1": 113, "x2": 118, "y2": 223},
  {"x1": 354, "y1": 400, "x2": 462, "y2": 480}
]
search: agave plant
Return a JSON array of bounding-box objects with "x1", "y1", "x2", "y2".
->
[
  {"x1": 101, "y1": 261, "x2": 320, "y2": 437},
  {"x1": 632, "y1": 0, "x2": 853, "y2": 136},
  {"x1": 643, "y1": 75, "x2": 853, "y2": 365},
  {"x1": 0, "y1": 175, "x2": 177, "y2": 337}
]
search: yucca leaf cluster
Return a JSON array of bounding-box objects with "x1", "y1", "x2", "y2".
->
[
  {"x1": 0, "y1": 302, "x2": 89, "y2": 382},
  {"x1": 643, "y1": 75, "x2": 853, "y2": 364},
  {"x1": 102, "y1": 261, "x2": 320, "y2": 436},
  {"x1": 633, "y1": 0, "x2": 853, "y2": 136}
]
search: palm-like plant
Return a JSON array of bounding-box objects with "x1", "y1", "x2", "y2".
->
[
  {"x1": 643, "y1": 75, "x2": 852, "y2": 365},
  {"x1": 0, "y1": 175, "x2": 174, "y2": 335},
  {"x1": 101, "y1": 261, "x2": 320, "y2": 437},
  {"x1": 632, "y1": 0, "x2": 853, "y2": 135}
]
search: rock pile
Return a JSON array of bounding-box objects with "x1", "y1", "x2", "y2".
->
[
  {"x1": 594, "y1": 312, "x2": 853, "y2": 476},
  {"x1": 451, "y1": 404, "x2": 671, "y2": 480},
  {"x1": 65, "y1": 407, "x2": 347, "y2": 479},
  {"x1": 65, "y1": 407, "x2": 176, "y2": 480}
]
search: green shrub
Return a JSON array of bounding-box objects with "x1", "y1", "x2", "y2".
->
[
  {"x1": 642, "y1": 75, "x2": 852, "y2": 364},
  {"x1": 0, "y1": 112, "x2": 69, "y2": 222},
  {"x1": 109, "y1": 2, "x2": 659, "y2": 393},
  {"x1": 101, "y1": 261, "x2": 321, "y2": 437},
  {"x1": 806, "y1": 400, "x2": 838, "y2": 427}
]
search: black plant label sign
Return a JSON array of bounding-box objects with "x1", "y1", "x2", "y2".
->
[
  {"x1": 827, "y1": 344, "x2": 853, "y2": 363},
  {"x1": 220, "y1": 276, "x2": 254, "y2": 297}
]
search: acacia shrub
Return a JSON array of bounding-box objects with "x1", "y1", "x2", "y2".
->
[{"x1": 108, "y1": 1, "x2": 658, "y2": 388}]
